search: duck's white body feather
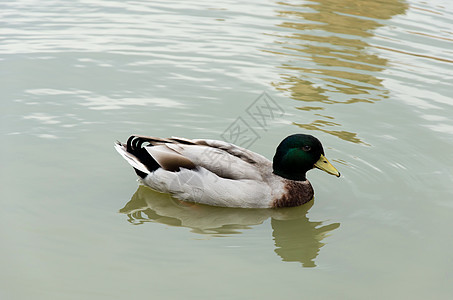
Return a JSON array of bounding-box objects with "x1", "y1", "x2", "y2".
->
[{"x1": 143, "y1": 167, "x2": 277, "y2": 208}]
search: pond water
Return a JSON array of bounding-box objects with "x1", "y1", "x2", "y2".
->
[{"x1": 1, "y1": 0, "x2": 453, "y2": 299}]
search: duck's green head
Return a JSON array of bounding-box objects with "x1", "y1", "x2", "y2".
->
[{"x1": 273, "y1": 134, "x2": 340, "y2": 181}]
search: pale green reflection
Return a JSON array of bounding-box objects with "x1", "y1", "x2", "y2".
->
[
  {"x1": 120, "y1": 186, "x2": 340, "y2": 267},
  {"x1": 294, "y1": 120, "x2": 370, "y2": 146},
  {"x1": 271, "y1": 0, "x2": 407, "y2": 143}
]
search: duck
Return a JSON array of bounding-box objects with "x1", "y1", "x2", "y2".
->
[{"x1": 115, "y1": 134, "x2": 340, "y2": 208}]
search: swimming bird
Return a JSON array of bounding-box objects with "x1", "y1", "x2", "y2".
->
[{"x1": 115, "y1": 134, "x2": 340, "y2": 208}]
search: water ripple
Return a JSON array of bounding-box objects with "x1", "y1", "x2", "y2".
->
[{"x1": 2, "y1": 0, "x2": 452, "y2": 142}]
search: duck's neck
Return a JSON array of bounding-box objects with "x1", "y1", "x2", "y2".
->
[{"x1": 273, "y1": 169, "x2": 307, "y2": 181}]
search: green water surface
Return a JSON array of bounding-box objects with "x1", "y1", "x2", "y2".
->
[{"x1": 1, "y1": 0, "x2": 453, "y2": 299}]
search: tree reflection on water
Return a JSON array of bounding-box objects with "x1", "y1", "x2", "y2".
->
[{"x1": 269, "y1": 0, "x2": 408, "y2": 144}]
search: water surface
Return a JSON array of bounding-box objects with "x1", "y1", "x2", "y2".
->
[{"x1": 1, "y1": 0, "x2": 453, "y2": 299}]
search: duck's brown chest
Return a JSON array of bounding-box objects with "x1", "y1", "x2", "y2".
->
[{"x1": 271, "y1": 180, "x2": 314, "y2": 208}]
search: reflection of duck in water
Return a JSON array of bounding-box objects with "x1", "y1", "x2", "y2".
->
[
  {"x1": 115, "y1": 134, "x2": 339, "y2": 208},
  {"x1": 272, "y1": 217, "x2": 339, "y2": 267},
  {"x1": 120, "y1": 186, "x2": 340, "y2": 267}
]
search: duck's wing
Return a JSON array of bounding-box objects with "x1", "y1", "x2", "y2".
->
[{"x1": 118, "y1": 135, "x2": 271, "y2": 180}]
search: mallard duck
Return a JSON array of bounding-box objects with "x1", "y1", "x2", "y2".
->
[{"x1": 115, "y1": 134, "x2": 340, "y2": 208}]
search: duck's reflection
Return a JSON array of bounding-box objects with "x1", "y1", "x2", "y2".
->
[
  {"x1": 120, "y1": 185, "x2": 340, "y2": 267},
  {"x1": 272, "y1": 217, "x2": 339, "y2": 267}
]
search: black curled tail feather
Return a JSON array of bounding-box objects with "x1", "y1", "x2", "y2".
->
[{"x1": 126, "y1": 135, "x2": 161, "y2": 178}]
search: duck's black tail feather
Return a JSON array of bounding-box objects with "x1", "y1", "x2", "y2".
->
[{"x1": 116, "y1": 135, "x2": 162, "y2": 178}]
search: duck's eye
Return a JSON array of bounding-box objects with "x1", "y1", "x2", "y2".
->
[{"x1": 302, "y1": 145, "x2": 311, "y2": 152}]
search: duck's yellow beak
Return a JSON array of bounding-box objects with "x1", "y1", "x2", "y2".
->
[{"x1": 314, "y1": 154, "x2": 340, "y2": 177}]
